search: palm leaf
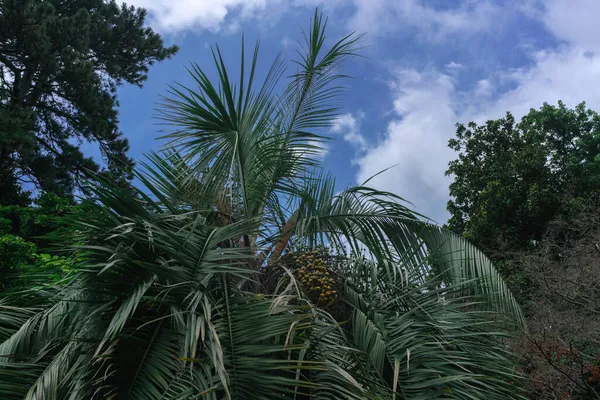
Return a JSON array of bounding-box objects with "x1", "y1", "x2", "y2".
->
[{"x1": 288, "y1": 183, "x2": 524, "y2": 325}]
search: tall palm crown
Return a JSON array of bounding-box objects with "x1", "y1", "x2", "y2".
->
[{"x1": 0, "y1": 12, "x2": 524, "y2": 400}]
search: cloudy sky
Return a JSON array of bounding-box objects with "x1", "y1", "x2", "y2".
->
[{"x1": 114, "y1": 0, "x2": 599, "y2": 224}]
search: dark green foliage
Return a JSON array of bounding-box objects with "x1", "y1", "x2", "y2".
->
[
  {"x1": 0, "y1": 192, "x2": 78, "y2": 290},
  {"x1": 0, "y1": 235, "x2": 36, "y2": 289},
  {"x1": 447, "y1": 102, "x2": 600, "y2": 398},
  {"x1": 0, "y1": 0, "x2": 178, "y2": 203},
  {"x1": 0, "y1": 236, "x2": 71, "y2": 290},
  {"x1": 0, "y1": 217, "x2": 10, "y2": 235},
  {"x1": 0, "y1": 169, "x2": 31, "y2": 207},
  {"x1": 0, "y1": 192, "x2": 73, "y2": 246},
  {"x1": 446, "y1": 101, "x2": 600, "y2": 255}
]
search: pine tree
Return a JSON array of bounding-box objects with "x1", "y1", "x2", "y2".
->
[{"x1": 0, "y1": 0, "x2": 178, "y2": 204}]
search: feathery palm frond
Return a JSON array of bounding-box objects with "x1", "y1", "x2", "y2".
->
[{"x1": 283, "y1": 177, "x2": 524, "y2": 325}]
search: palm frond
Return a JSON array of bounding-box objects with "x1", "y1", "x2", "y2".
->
[
  {"x1": 342, "y1": 258, "x2": 526, "y2": 399},
  {"x1": 156, "y1": 11, "x2": 360, "y2": 224},
  {"x1": 291, "y1": 185, "x2": 525, "y2": 325}
]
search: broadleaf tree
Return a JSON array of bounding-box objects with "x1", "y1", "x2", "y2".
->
[
  {"x1": 0, "y1": 0, "x2": 178, "y2": 205},
  {"x1": 446, "y1": 101, "x2": 600, "y2": 256},
  {"x1": 0, "y1": 11, "x2": 525, "y2": 399}
]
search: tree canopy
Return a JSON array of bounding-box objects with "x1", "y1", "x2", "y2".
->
[
  {"x1": 446, "y1": 101, "x2": 600, "y2": 255},
  {"x1": 0, "y1": 0, "x2": 178, "y2": 205}
]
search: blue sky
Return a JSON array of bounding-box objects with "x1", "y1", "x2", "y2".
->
[{"x1": 111, "y1": 0, "x2": 600, "y2": 224}]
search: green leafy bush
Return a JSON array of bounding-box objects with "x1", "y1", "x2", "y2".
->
[
  {"x1": 0, "y1": 235, "x2": 36, "y2": 289},
  {"x1": 0, "y1": 217, "x2": 11, "y2": 235}
]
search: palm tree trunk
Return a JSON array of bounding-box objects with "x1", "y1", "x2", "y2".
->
[{"x1": 268, "y1": 214, "x2": 298, "y2": 266}]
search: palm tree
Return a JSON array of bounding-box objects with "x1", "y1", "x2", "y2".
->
[{"x1": 0, "y1": 11, "x2": 525, "y2": 400}]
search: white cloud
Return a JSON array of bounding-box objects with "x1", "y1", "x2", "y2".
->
[
  {"x1": 331, "y1": 112, "x2": 367, "y2": 151},
  {"x1": 354, "y1": 69, "x2": 460, "y2": 222},
  {"x1": 128, "y1": 0, "x2": 273, "y2": 33},
  {"x1": 474, "y1": 49, "x2": 600, "y2": 122},
  {"x1": 474, "y1": 79, "x2": 493, "y2": 99},
  {"x1": 128, "y1": 0, "x2": 502, "y2": 38},
  {"x1": 539, "y1": 0, "x2": 600, "y2": 52},
  {"x1": 127, "y1": 0, "x2": 346, "y2": 33},
  {"x1": 445, "y1": 62, "x2": 464, "y2": 72},
  {"x1": 353, "y1": 0, "x2": 600, "y2": 223},
  {"x1": 291, "y1": 0, "x2": 347, "y2": 7},
  {"x1": 280, "y1": 35, "x2": 294, "y2": 48},
  {"x1": 347, "y1": 0, "x2": 500, "y2": 40},
  {"x1": 462, "y1": 0, "x2": 600, "y2": 124}
]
